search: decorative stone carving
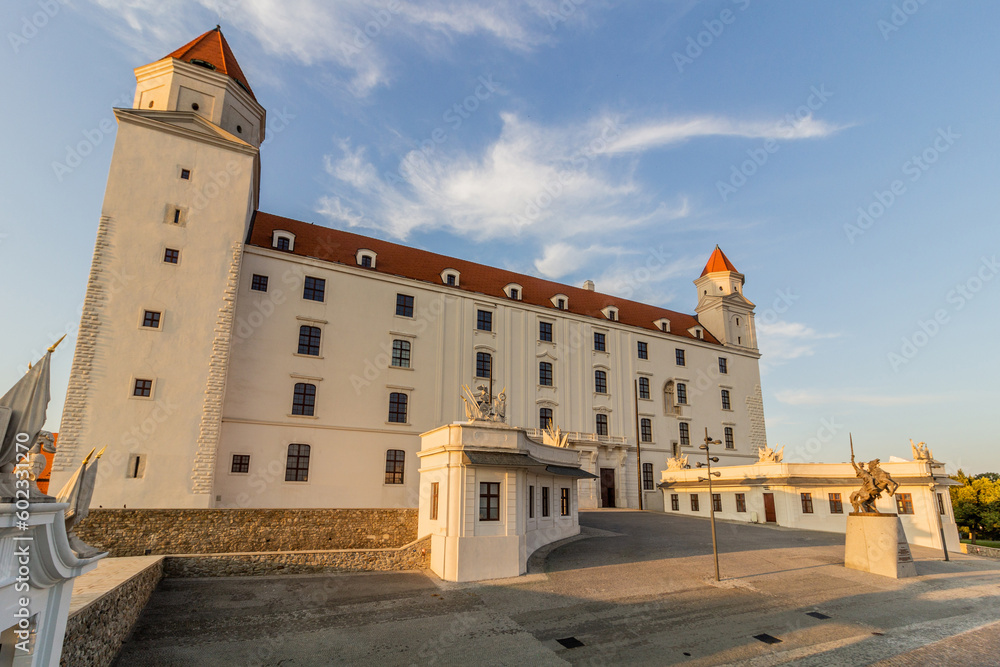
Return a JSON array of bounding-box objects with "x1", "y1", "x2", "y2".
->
[
  {"x1": 542, "y1": 424, "x2": 569, "y2": 448},
  {"x1": 757, "y1": 444, "x2": 784, "y2": 464},
  {"x1": 461, "y1": 384, "x2": 507, "y2": 423},
  {"x1": 666, "y1": 454, "x2": 689, "y2": 471},
  {"x1": 910, "y1": 438, "x2": 933, "y2": 461}
]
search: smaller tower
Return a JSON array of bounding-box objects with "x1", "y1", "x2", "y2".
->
[{"x1": 694, "y1": 246, "x2": 757, "y2": 349}]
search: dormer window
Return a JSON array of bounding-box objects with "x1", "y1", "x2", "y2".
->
[
  {"x1": 551, "y1": 294, "x2": 569, "y2": 310},
  {"x1": 602, "y1": 306, "x2": 619, "y2": 321},
  {"x1": 356, "y1": 249, "x2": 377, "y2": 269},
  {"x1": 272, "y1": 230, "x2": 295, "y2": 252},
  {"x1": 441, "y1": 269, "x2": 460, "y2": 286},
  {"x1": 654, "y1": 318, "x2": 670, "y2": 333},
  {"x1": 504, "y1": 283, "x2": 523, "y2": 300},
  {"x1": 688, "y1": 326, "x2": 704, "y2": 339}
]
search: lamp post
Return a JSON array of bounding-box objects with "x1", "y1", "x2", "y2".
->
[{"x1": 697, "y1": 428, "x2": 722, "y2": 581}]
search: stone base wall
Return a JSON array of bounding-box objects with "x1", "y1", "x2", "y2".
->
[
  {"x1": 76, "y1": 508, "x2": 418, "y2": 556},
  {"x1": 961, "y1": 543, "x2": 1000, "y2": 559},
  {"x1": 61, "y1": 558, "x2": 164, "y2": 667},
  {"x1": 162, "y1": 536, "x2": 431, "y2": 577}
]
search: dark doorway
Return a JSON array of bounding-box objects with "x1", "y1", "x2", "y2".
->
[
  {"x1": 600, "y1": 468, "x2": 616, "y2": 508},
  {"x1": 763, "y1": 493, "x2": 777, "y2": 523}
]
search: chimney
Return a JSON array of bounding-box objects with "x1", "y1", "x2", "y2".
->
[{"x1": 582, "y1": 280, "x2": 595, "y2": 291}]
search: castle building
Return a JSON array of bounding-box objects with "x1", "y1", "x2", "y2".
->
[{"x1": 50, "y1": 28, "x2": 768, "y2": 512}]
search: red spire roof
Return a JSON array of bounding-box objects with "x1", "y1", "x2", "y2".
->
[
  {"x1": 700, "y1": 245, "x2": 739, "y2": 276},
  {"x1": 164, "y1": 26, "x2": 256, "y2": 100}
]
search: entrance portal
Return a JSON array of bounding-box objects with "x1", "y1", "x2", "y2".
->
[{"x1": 600, "y1": 468, "x2": 616, "y2": 508}]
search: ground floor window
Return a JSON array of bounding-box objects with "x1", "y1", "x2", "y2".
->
[
  {"x1": 285, "y1": 444, "x2": 310, "y2": 482},
  {"x1": 735, "y1": 493, "x2": 746, "y2": 512},
  {"x1": 896, "y1": 493, "x2": 914, "y2": 515},
  {"x1": 671, "y1": 493, "x2": 679, "y2": 511},
  {"x1": 642, "y1": 463, "x2": 654, "y2": 490},
  {"x1": 712, "y1": 493, "x2": 722, "y2": 512},
  {"x1": 829, "y1": 493, "x2": 843, "y2": 514},
  {"x1": 542, "y1": 487, "x2": 550, "y2": 517},
  {"x1": 690, "y1": 494, "x2": 700, "y2": 511},
  {"x1": 480, "y1": 482, "x2": 500, "y2": 521},
  {"x1": 560, "y1": 488, "x2": 570, "y2": 516},
  {"x1": 801, "y1": 493, "x2": 814, "y2": 514},
  {"x1": 385, "y1": 450, "x2": 405, "y2": 484}
]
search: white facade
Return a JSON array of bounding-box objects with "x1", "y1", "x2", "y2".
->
[
  {"x1": 659, "y1": 459, "x2": 962, "y2": 552},
  {"x1": 53, "y1": 30, "x2": 768, "y2": 512}
]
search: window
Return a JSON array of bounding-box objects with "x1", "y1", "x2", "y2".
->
[
  {"x1": 719, "y1": 357, "x2": 728, "y2": 374},
  {"x1": 529, "y1": 485, "x2": 535, "y2": 519},
  {"x1": 510, "y1": 288, "x2": 519, "y2": 300},
  {"x1": 594, "y1": 370, "x2": 607, "y2": 394},
  {"x1": 896, "y1": 493, "x2": 914, "y2": 515},
  {"x1": 391, "y1": 340, "x2": 411, "y2": 368},
  {"x1": 829, "y1": 493, "x2": 844, "y2": 514},
  {"x1": 539, "y1": 361, "x2": 553, "y2": 386},
  {"x1": 303, "y1": 276, "x2": 325, "y2": 302},
  {"x1": 396, "y1": 293, "x2": 414, "y2": 317},
  {"x1": 937, "y1": 493, "x2": 946, "y2": 515},
  {"x1": 724, "y1": 427, "x2": 734, "y2": 449},
  {"x1": 476, "y1": 352, "x2": 492, "y2": 378},
  {"x1": 594, "y1": 332, "x2": 606, "y2": 351},
  {"x1": 676, "y1": 383, "x2": 688, "y2": 405},
  {"x1": 477, "y1": 310, "x2": 493, "y2": 332},
  {"x1": 670, "y1": 493, "x2": 679, "y2": 511},
  {"x1": 446, "y1": 273, "x2": 456, "y2": 286},
  {"x1": 180, "y1": 168, "x2": 191, "y2": 180},
  {"x1": 801, "y1": 493, "x2": 814, "y2": 514},
  {"x1": 142, "y1": 310, "x2": 161, "y2": 328},
  {"x1": 736, "y1": 493, "x2": 747, "y2": 512},
  {"x1": 133, "y1": 379, "x2": 152, "y2": 397},
  {"x1": 442, "y1": 270, "x2": 460, "y2": 286},
  {"x1": 231, "y1": 454, "x2": 250, "y2": 474},
  {"x1": 539, "y1": 321, "x2": 553, "y2": 342},
  {"x1": 679, "y1": 422, "x2": 690, "y2": 446},
  {"x1": 638, "y1": 377, "x2": 650, "y2": 399},
  {"x1": 430, "y1": 482, "x2": 439, "y2": 520},
  {"x1": 557, "y1": 298, "x2": 566, "y2": 310},
  {"x1": 164, "y1": 248, "x2": 179, "y2": 264},
  {"x1": 690, "y1": 494, "x2": 700, "y2": 511},
  {"x1": 291, "y1": 383, "x2": 316, "y2": 416},
  {"x1": 276, "y1": 236, "x2": 291, "y2": 251},
  {"x1": 642, "y1": 463, "x2": 654, "y2": 490},
  {"x1": 637, "y1": 341, "x2": 648, "y2": 360},
  {"x1": 172, "y1": 208, "x2": 181, "y2": 224},
  {"x1": 675, "y1": 349, "x2": 686, "y2": 366},
  {"x1": 284, "y1": 444, "x2": 310, "y2": 482},
  {"x1": 595, "y1": 413, "x2": 609, "y2": 436},
  {"x1": 361, "y1": 255, "x2": 372, "y2": 268},
  {"x1": 251, "y1": 274, "x2": 268, "y2": 292},
  {"x1": 542, "y1": 486, "x2": 550, "y2": 517},
  {"x1": 712, "y1": 493, "x2": 722, "y2": 512},
  {"x1": 127, "y1": 454, "x2": 145, "y2": 479},
  {"x1": 640, "y1": 418, "x2": 652, "y2": 443},
  {"x1": 388, "y1": 392, "x2": 408, "y2": 423},
  {"x1": 539, "y1": 407, "x2": 553, "y2": 430},
  {"x1": 721, "y1": 389, "x2": 731, "y2": 410},
  {"x1": 297, "y1": 325, "x2": 321, "y2": 356},
  {"x1": 560, "y1": 488, "x2": 570, "y2": 516},
  {"x1": 385, "y1": 450, "x2": 405, "y2": 484}
]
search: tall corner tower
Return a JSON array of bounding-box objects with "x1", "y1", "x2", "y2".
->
[
  {"x1": 693, "y1": 246, "x2": 757, "y2": 350},
  {"x1": 51, "y1": 28, "x2": 265, "y2": 508}
]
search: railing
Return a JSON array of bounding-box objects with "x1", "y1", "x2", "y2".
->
[{"x1": 525, "y1": 428, "x2": 628, "y2": 446}]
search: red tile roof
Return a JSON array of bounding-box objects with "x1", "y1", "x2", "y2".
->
[
  {"x1": 700, "y1": 245, "x2": 739, "y2": 277},
  {"x1": 164, "y1": 27, "x2": 256, "y2": 101},
  {"x1": 250, "y1": 212, "x2": 720, "y2": 344}
]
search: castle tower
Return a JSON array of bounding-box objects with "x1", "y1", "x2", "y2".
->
[
  {"x1": 693, "y1": 246, "x2": 757, "y2": 349},
  {"x1": 51, "y1": 28, "x2": 265, "y2": 508}
]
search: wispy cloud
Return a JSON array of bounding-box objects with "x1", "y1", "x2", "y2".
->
[
  {"x1": 775, "y1": 389, "x2": 953, "y2": 407},
  {"x1": 757, "y1": 320, "x2": 840, "y2": 370}
]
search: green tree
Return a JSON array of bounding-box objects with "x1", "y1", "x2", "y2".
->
[{"x1": 950, "y1": 471, "x2": 1000, "y2": 542}]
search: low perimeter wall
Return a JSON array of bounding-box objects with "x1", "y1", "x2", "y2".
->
[
  {"x1": 76, "y1": 508, "x2": 418, "y2": 556},
  {"x1": 61, "y1": 558, "x2": 164, "y2": 667},
  {"x1": 162, "y1": 536, "x2": 432, "y2": 577},
  {"x1": 961, "y1": 543, "x2": 1000, "y2": 559}
]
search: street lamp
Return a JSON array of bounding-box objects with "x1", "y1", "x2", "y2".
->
[{"x1": 697, "y1": 428, "x2": 722, "y2": 581}]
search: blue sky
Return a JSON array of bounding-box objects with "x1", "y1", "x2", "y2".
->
[{"x1": 2, "y1": 1, "x2": 998, "y2": 473}]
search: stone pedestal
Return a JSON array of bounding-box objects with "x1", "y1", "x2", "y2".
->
[{"x1": 845, "y1": 513, "x2": 917, "y2": 579}]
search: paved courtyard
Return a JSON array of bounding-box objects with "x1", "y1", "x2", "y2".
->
[{"x1": 114, "y1": 510, "x2": 1000, "y2": 666}]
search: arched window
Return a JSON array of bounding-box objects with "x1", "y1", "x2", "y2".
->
[
  {"x1": 385, "y1": 450, "x2": 405, "y2": 484},
  {"x1": 679, "y1": 422, "x2": 690, "y2": 446},
  {"x1": 642, "y1": 462, "x2": 654, "y2": 490},
  {"x1": 292, "y1": 383, "x2": 316, "y2": 416},
  {"x1": 388, "y1": 392, "x2": 408, "y2": 423},
  {"x1": 476, "y1": 352, "x2": 492, "y2": 378},
  {"x1": 638, "y1": 377, "x2": 650, "y2": 399},
  {"x1": 595, "y1": 413, "x2": 609, "y2": 436},
  {"x1": 594, "y1": 370, "x2": 607, "y2": 394},
  {"x1": 297, "y1": 325, "x2": 321, "y2": 356},
  {"x1": 391, "y1": 340, "x2": 411, "y2": 368},
  {"x1": 640, "y1": 418, "x2": 652, "y2": 442},
  {"x1": 539, "y1": 361, "x2": 553, "y2": 386},
  {"x1": 284, "y1": 444, "x2": 310, "y2": 482},
  {"x1": 539, "y1": 407, "x2": 553, "y2": 430}
]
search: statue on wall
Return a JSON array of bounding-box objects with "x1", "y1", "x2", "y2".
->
[
  {"x1": 56, "y1": 446, "x2": 107, "y2": 558},
  {"x1": 461, "y1": 385, "x2": 507, "y2": 423},
  {"x1": 910, "y1": 438, "x2": 933, "y2": 461},
  {"x1": 848, "y1": 435, "x2": 899, "y2": 513},
  {"x1": 24, "y1": 430, "x2": 56, "y2": 501},
  {"x1": 666, "y1": 453, "x2": 689, "y2": 471},
  {"x1": 756, "y1": 444, "x2": 784, "y2": 464},
  {"x1": 542, "y1": 424, "x2": 569, "y2": 448}
]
